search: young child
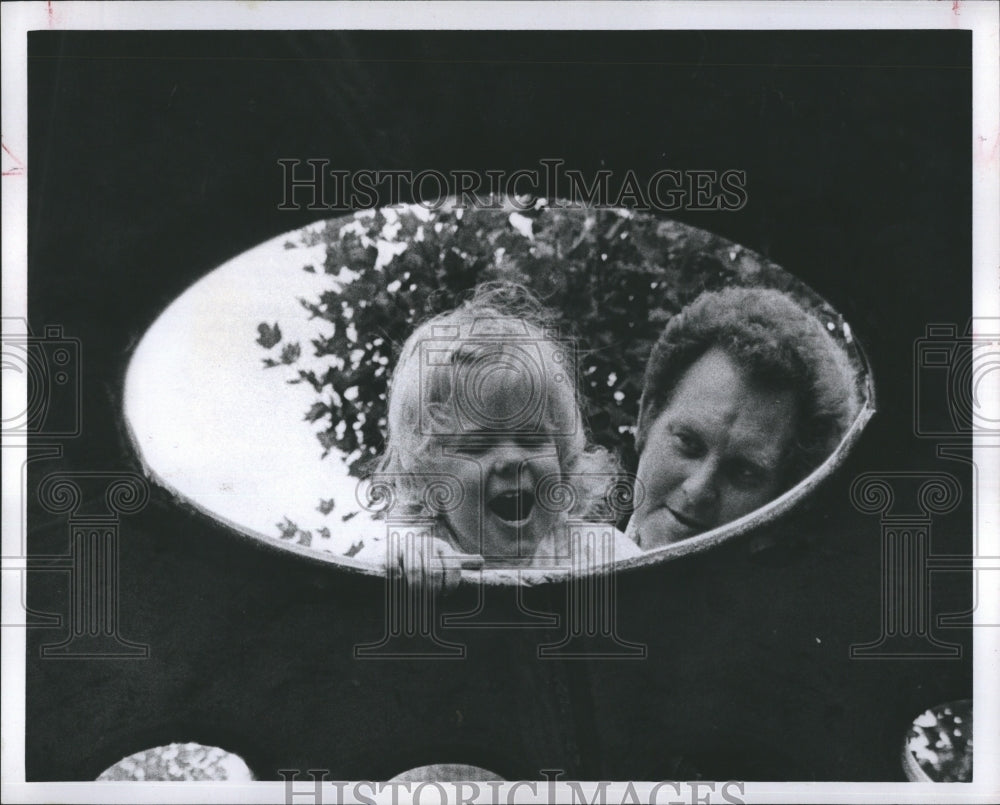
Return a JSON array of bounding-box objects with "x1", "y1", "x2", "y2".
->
[{"x1": 354, "y1": 283, "x2": 640, "y2": 590}]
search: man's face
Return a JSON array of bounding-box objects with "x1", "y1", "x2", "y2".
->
[{"x1": 633, "y1": 348, "x2": 798, "y2": 549}]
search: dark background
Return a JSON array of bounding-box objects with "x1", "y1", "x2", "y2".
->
[{"x1": 25, "y1": 31, "x2": 973, "y2": 781}]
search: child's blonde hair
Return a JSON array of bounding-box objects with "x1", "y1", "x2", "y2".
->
[{"x1": 377, "y1": 282, "x2": 618, "y2": 521}]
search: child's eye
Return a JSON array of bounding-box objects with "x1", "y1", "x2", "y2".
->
[
  {"x1": 453, "y1": 441, "x2": 487, "y2": 456},
  {"x1": 514, "y1": 434, "x2": 554, "y2": 450}
]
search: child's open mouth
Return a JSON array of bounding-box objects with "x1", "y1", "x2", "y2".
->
[{"x1": 487, "y1": 490, "x2": 535, "y2": 523}]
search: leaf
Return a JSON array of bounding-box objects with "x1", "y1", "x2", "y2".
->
[
  {"x1": 317, "y1": 429, "x2": 339, "y2": 457},
  {"x1": 341, "y1": 511, "x2": 359, "y2": 523},
  {"x1": 344, "y1": 539, "x2": 364, "y2": 557},
  {"x1": 305, "y1": 403, "x2": 329, "y2": 424},
  {"x1": 256, "y1": 322, "x2": 282, "y2": 349},
  {"x1": 279, "y1": 342, "x2": 301, "y2": 365},
  {"x1": 317, "y1": 497, "x2": 336, "y2": 515},
  {"x1": 297, "y1": 369, "x2": 322, "y2": 392}
]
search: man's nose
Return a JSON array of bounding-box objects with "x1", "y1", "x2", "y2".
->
[{"x1": 680, "y1": 459, "x2": 719, "y2": 511}]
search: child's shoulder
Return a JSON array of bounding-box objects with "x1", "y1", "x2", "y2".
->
[
  {"x1": 572, "y1": 522, "x2": 643, "y2": 562},
  {"x1": 535, "y1": 521, "x2": 642, "y2": 568}
]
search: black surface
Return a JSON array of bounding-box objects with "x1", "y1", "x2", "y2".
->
[{"x1": 25, "y1": 30, "x2": 972, "y2": 781}]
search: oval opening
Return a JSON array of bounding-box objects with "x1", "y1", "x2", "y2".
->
[{"x1": 124, "y1": 200, "x2": 875, "y2": 582}]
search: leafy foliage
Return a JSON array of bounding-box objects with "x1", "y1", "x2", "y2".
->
[
  {"x1": 276, "y1": 516, "x2": 312, "y2": 548},
  {"x1": 261, "y1": 201, "x2": 839, "y2": 485}
]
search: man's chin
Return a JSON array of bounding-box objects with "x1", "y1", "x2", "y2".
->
[{"x1": 637, "y1": 507, "x2": 706, "y2": 549}]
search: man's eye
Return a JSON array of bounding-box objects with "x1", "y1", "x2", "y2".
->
[
  {"x1": 730, "y1": 462, "x2": 766, "y2": 487},
  {"x1": 672, "y1": 431, "x2": 701, "y2": 456}
]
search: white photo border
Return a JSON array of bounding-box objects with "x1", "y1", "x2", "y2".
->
[{"x1": 2, "y1": 2, "x2": 998, "y2": 804}]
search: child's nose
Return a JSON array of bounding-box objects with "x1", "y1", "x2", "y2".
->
[{"x1": 489, "y1": 442, "x2": 532, "y2": 473}]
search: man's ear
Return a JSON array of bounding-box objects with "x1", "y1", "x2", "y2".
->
[
  {"x1": 633, "y1": 400, "x2": 656, "y2": 456},
  {"x1": 778, "y1": 430, "x2": 810, "y2": 494}
]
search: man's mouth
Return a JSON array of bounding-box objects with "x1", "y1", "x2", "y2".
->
[
  {"x1": 666, "y1": 507, "x2": 709, "y2": 532},
  {"x1": 487, "y1": 490, "x2": 535, "y2": 524}
]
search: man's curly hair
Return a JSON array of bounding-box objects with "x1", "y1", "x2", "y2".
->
[{"x1": 635, "y1": 286, "x2": 861, "y2": 489}]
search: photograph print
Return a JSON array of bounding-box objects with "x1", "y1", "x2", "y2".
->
[{"x1": 3, "y1": 2, "x2": 997, "y2": 801}]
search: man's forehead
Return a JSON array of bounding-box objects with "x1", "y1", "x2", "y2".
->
[
  {"x1": 724, "y1": 415, "x2": 791, "y2": 467},
  {"x1": 666, "y1": 382, "x2": 796, "y2": 466}
]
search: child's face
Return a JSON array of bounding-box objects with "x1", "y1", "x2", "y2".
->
[
  {"x1": 431, "y1": 433, "x2": 563, "y2": 565},
  {"x1": 409, "y1": 327, "x2": 575, "y2": 564}
]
